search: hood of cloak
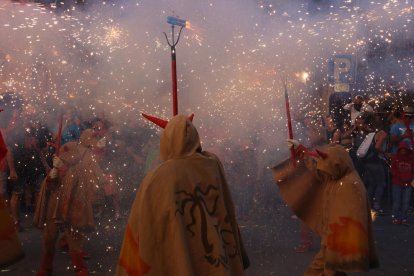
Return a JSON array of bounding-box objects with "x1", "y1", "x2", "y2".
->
[{"x1": 160, "y1": 114, "x2": 201, "y2": 161}]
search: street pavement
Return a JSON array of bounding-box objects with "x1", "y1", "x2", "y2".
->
[{"x1": 2, "y1": 187, "x2": 414, "y2": 276}]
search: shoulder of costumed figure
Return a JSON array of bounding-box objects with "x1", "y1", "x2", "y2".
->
[
  {"x1": 79, "y1": 128, "x2": 98, "y2": 148},
  {"x1": 58, "y1": 141, "x2": 80, "y2": 164}
]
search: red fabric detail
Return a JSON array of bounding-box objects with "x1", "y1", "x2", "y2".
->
[
  {"x1": 402, "y1": 117, "x2": 414, "y2": 147},
  {"x1": 292, "y1": 144, "x2": 307, "y2": 160},
  {"x1": 71, "y1": 253, "x2": 88, "y2": 275},
  {"x1": 0, "y1": 129, "x2": 8, "y2": 171},
  {"x1": 58, "y1": 166, "x2": 69, "y2": 177},
  {"x1": 315, "y1": 149, "x2": 328, "y2": 159},
  {"x1": 293, "y1": 144, "x2": 326, "y2": 160},
  {"x1": 391, "y1": 152, "x2": 414, "y2": 186},
  {"x1": 326, "y1": 217, "x2": 368, "y2": 256},
  {"x1": 0, "y1": 131, "x2": 7, "y2": 162},
  {"x1": 0, "y1": 196, "x2": 15, "y2": 242},
  {"x1": 47, "y1": 142, "x2": 58, "y2": 149}
]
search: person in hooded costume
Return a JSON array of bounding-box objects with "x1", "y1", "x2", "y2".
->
[
  {"x1": 0, "y1": 124, "x2": 24, "y2": 269},
  {"x1": 273, "y1": 141, "x2": 378, "y2": 275},
  {"x1": 34, "y1": 128, "x2": 107, "y2": 276},
  {"x1": 116, "y1": 114, "x2": 249, "y2": 276}
]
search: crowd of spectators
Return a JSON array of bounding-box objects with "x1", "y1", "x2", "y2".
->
[
  {"x1": 323, "y1": 94, "x2": 414, "y2": 226},
  {"x1": 1, "y1": 91, "x2": 413, "y2": 233},
  {"x1": 0, "y1": 92, "x2": 158, "y2": 231}
]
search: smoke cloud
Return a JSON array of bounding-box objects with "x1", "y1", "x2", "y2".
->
[{"x1": 1, "y1": 0, "x2": 413, "y2": 164}]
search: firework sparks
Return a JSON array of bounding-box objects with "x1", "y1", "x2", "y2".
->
[{"x1": 102, "y1": 25, "x2": 128, "y2": 53}]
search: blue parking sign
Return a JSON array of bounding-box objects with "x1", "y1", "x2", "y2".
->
[{"x1": 327, "y1": 55, "x2": 356, "y2": 84}]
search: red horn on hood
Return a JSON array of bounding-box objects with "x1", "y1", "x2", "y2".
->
[
  {"x1": 188, "y1": 113, "x2": 194, "y2": 122},
  {"x1": 315, "y1": 149, "x2": 328, "y2": 159},
  {"x1": 142, "y1": 113, "x2": 168, "y2": 129}
]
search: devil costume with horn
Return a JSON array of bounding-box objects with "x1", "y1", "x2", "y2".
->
[
  {"x1": 34, "y1": 129, "x2": 108, "y2": 276},
  {"x1": 116, "y1": 114, "x2": 249, "y2": 276},
  {"x1": 0, "y1": 128, "x2": 24, "y2": 269},
  {"x1": 273, "y1": 142, "x2": 378, "y2": 275}
]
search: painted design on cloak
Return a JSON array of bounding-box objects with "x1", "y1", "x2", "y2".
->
[
  {"x1": 326, "y1": 216, "x2": 368, "y2": 256},
  {"x1": 118, "y1": 224, "x2": 151, "y2": 275},
  {"x1": 175, "y1": 184, "x2": 238, "y2": 268}
]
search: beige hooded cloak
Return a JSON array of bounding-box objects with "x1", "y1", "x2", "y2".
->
[
  {"x1": 34, "y1": 129, "x2": 106, "y2": 232},
  {"x1": 116, "y1": 115, "x2": 249, "y2": 276},
  {"x1": 0, "y1": 196, "x2": 24, "y2": 268},
  {"x1": 273, "y1": 144, "x2": 378, "y2": 274}
]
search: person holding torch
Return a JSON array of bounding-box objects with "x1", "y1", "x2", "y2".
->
[{"x1": 273, "y1": 141, "x2": 379, "y2": 275}]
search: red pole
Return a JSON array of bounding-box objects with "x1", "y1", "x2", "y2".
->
[
  {"x1": 171, "y1": 47, "x2": 178, "y2": 116},
  {"x1": 283, "y1": 81, "x2": 295, "y2": 165},
  {"x1": 55, "y1": 113, "x2": 63, "y2": 157}
]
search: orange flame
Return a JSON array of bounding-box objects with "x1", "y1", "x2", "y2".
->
[{"x1": 185, "y1": 21, "x2": 193, "y2": 30}]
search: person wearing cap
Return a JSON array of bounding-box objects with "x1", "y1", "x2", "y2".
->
[
  {"x1": 390, "y1": 106, "x2": 414, "y2": 153},
  {"x1": 116, "y1": 114, "x2": 249, "y2": 275},
  {"x1": 34, "y1": 129, "x2": 108, "y2": 276}
]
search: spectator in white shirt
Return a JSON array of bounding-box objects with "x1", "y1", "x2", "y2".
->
[{"x1": 344, "y1": 95, "x2": 374, "y2": 125}]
